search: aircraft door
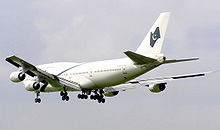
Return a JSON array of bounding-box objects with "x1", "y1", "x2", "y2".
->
[
  {"x1": 89, "y1": 68, "x2": 93, "y2": 77},
  {"x1": 122, "y1": 65, "x2": 127, "y2": 74},
  {"x1": 122, "y1": 65, "x2": 128, "y2": 79}
]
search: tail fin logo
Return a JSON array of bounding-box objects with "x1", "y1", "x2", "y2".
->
[{"x1": 150, "y1": 27, "x2": 161, "y2": 47}]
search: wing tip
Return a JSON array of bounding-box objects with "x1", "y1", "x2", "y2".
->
[
  {"x1": 204, "y1": 70, "x2": 218, "y2": 75},
  {"x1": 192, "y1": 57, "x2": 199, "y2": 60},
  {"x1": 5, "y1": 55, "x2": 16, "y2": 60}
]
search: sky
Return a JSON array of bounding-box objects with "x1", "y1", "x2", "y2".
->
[{"x1": 0, "y1": 0, "x2": 220, "y2": 129}]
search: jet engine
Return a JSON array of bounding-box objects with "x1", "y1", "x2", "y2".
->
[
  {"x1": 104, "y1": 91, "x2": 119, "y2": 97},
  {"x1": 148, "y1": 83, "x2": 166, "y2": 93},
  {"x1": 25, "y1": 81, "x2": 42, "y2": 91},
  {"x1": 10, "y1": 71, "x2": 26, "y2": 82}
]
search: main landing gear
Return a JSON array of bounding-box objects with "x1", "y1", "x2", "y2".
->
[
  {"x1": 90, "y1": 94, "x2": 105, "y2": 103},
  {"x1": 77, "y1": 89, "x2": 105, "y2": 103},
  {"x1": 35, "y1": 92, "x2": 41, "y2": 103},
  {"x1": 91, "y1": 89, "x2": 105, "y2": 103},
  {"x1": 60, "y1": 88, "x2": 69, "y2": 101},
  {"x1": 78, "y1": 93, "x2": 88, "y2": 99}
]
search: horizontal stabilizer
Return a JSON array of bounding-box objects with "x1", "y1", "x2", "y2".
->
[
  {"x1": 124, "y1": 51, "x2": 157, "y2": 64},
  {"x1": 163, "y1": 58, "x2": 199, "y2": 64}
]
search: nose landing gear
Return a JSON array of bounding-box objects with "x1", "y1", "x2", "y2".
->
[{"x1": 35, "y1": 92, "x2": 41, "y2": 103}]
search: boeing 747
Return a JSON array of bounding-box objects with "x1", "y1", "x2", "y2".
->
[{"x1": 6, "y1": 12, "x2": 208, "y2": 103}]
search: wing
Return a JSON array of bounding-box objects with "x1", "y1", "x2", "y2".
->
[
  {"x1": 6, "y1": 55, "x2": 81, "y2": 91},
  {"x1": 134, "y1": 71, "x2": 211, "y2": 86},
  {"x1": 104, "y1": 71, "x2": 211, "y2": 92}
]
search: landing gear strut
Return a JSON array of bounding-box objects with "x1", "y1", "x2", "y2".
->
[
  {"x1": 60, "y1": 88, "x2": 69, "y2": 101},
  {"x1": 35, "y1": 92, "x2": 41, "y2": 103}
]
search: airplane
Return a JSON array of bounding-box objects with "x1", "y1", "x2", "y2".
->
[{"x1": 6, "y1": 12, "x2": 209, "y2": 104}]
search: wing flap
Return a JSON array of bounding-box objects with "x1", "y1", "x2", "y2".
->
[
  {"x1": 104, "y1": 83, "x2": 136, "y2": 92},
  {"x1": 58, "y1": 77, "x2": 81, "y2": 90}
]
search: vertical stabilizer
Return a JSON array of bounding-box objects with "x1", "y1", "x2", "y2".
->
[{"x1": 136, "y1": 12, "x2": 170, "y2": 58}]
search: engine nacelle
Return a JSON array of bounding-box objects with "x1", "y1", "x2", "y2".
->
[
  {"x1": 104, "y1": 91, "x2": 119, "y2": 97},
  {"x1": 25, "y1": 81, "x2": 42, "y2": 91},
  {"x1": 10, "y1": 71, "x2": 26, "y2": 82},
  {"x1": 149, "y1": 83, "x2": 166, "y2": 93}
]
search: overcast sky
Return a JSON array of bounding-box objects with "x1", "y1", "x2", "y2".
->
[{"x1": 1, "y1": 0, "x2": 220, "y2": 130}]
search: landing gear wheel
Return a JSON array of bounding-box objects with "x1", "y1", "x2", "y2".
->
[
  {"x1": 60, "y1": 87, "x2": 69, "y2": 102},
  {"x1": 34, "y1": 92, "x2": 41, "y2": 103},
  {"x1": 62, "y1": 96, "x2": 66, "y2": 101},
  {"x1": 78, "y1": 94, "x2": 81, "y2": 99},
  {"x1": 35, "y1": 98, "x2": 38, "y2": 103},
  {"x1": 60, "y1": 91, "x2": 64, "y2": 96},
  {"x1": 101, "y1": 98, "x2": 105, "y2": 103},
  {"x1": 94, "y1": 95, "x2": 99, "y2": 100},
  {"x1": 97, "y1": 95, "x2": 102, "y2": 101},
  {"x1": 35, "y1": 98, "x2": 41, "y2": 103},
  {"x1": 61, "y1": 95, "x2": 69, "y2": 101},
  {"x1": 90, "y1": 95, "x2": 94, "y2": 100},
  {"x1": 65, "y1": 96, "x2": 69, "y2": 101}
]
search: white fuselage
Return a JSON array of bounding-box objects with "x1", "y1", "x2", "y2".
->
[{"x1": 24, "y1": 58, "x2": 160, "y2": 92}]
